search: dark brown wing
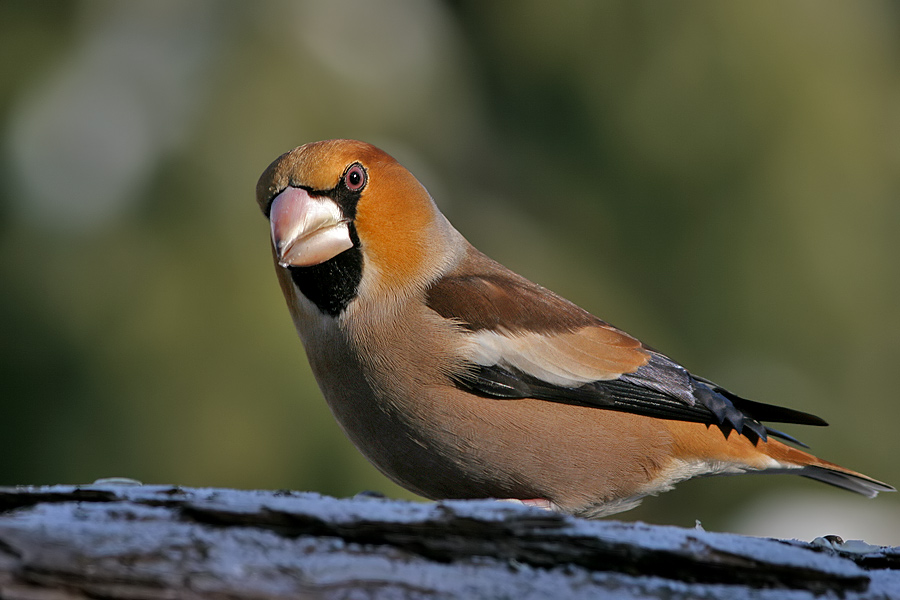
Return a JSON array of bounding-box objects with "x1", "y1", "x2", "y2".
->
[{"x1": 427, "y1": 246, "x2": 827, "y2": 442}]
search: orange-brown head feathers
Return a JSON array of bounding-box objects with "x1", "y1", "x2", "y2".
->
[
  {"x1": 256, "y1": 139, "x2": 462, "y2": 316},
  {"x1": 257, "y1": 139, "x2": 390, "y2": 210}
]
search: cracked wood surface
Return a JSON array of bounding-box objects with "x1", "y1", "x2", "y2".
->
[{"x1": 0, "y1": 484, "x2": 897, "y2": 599}]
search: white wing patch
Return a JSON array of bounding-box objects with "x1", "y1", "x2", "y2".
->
[{"x1": 465, "y1": 326, "x2": 649, "y2": 387}]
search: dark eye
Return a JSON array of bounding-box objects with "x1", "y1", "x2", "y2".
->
[{"x1": 344, "y1": 164, "x2": 366, "y2": 191}]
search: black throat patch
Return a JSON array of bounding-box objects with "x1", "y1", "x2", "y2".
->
[{"x1": 288, "y1": 225, "x2": 363, "y2": 318}]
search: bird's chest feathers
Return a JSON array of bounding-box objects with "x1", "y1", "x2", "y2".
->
[
  {"x1": 303, "y1": 297, "x2": 460, "y2": 407},
  {"x1": 348, "y1": 300, "x2": 461, "y2": 387},
  {"x1": 295, "y1": 298, "x2": 465, "y2": 469}
]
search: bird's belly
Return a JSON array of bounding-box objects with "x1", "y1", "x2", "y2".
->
[{"x1": 312, "y1": 353, "x2": 680, "y2": 513}]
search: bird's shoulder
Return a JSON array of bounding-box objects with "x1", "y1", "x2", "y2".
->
[
  {"x1": 426, "y1": 246, "x2": 617, "y2": 335},
  {"x1": 425, "y1": 245, "x2": 651, "y2": 381}
]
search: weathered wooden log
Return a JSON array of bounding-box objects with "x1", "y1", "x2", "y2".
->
[{"x1": 0, "y1": 484, "x2": 896, "y2": 599}]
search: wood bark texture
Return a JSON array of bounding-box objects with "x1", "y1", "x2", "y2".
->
[{"x1": 0, "y1": 484, "x2": 897, "y2": 599}]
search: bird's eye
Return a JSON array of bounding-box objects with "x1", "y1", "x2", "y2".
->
[{"x1": 344, "y1": 164, "x2": 367, "y2": 191}]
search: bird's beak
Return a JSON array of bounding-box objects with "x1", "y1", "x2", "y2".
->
[{"x1": 269, "y1": 187, "x2": 353, "y2": 268}]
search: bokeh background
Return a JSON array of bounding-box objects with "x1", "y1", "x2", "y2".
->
[{"x1": 2, "y1": 0, "x2": 899, "y2": 543}]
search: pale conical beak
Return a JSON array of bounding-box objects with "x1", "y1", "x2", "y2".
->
[{"x1": 269, "y1": 187, "x2": 353, "y2": 267}]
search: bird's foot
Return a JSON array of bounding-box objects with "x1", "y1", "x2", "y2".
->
[{"x1": 498, "y1": 498, "x2": 561, "y2": 511}]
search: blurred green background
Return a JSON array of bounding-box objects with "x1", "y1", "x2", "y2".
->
[{"x1": 2, "y1": 0, "x2": 899, "y2": 542}]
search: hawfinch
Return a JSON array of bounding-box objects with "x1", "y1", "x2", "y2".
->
[{"x1": 255, "y1": 139, "x2": 893, "y2": 517}]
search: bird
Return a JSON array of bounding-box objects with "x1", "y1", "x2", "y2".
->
[{"x1": 255, "y1": 139, "x2": 893, "y2": 518}]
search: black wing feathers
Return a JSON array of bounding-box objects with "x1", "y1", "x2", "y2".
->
[
  {"x1": 453, "y1": 353, "x2": 827, "y2": 445},
  {"x1": 692, "y1": 375, "x2": 828, "y2": 426}
]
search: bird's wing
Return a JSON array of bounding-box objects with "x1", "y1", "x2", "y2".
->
[{"x1": 426, "y1": 249, "x2": 826, "y2": 443}]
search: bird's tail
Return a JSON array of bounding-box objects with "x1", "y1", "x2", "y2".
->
[{"x1": 763, "y1": 440, "x2": 894, "y2": 498}]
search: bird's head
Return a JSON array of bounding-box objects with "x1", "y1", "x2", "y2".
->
[{"x1": 256, "y1": 139, "x2": 461, "y2": 317}]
